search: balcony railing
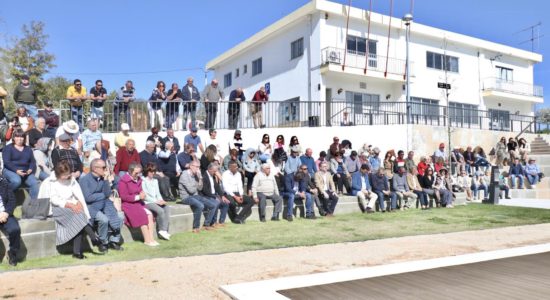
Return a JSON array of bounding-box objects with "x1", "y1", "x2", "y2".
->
[
  {"x1": 321, "y1": 46, "x2": 408, "y2": 76},
  {"x1": 55, "y1": 99, "x2": 546, "y2": 134},
  {"x1": 483, "y1": 77, "x2": 543, "y2": 98}
]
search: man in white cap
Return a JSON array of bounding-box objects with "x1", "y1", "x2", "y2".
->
[
  {"x1": 114, "y1": 123, "x2": 132, "y2": 149},
  {"x1": 55, "y1": 120, "x2": 82, "y2": 153}
]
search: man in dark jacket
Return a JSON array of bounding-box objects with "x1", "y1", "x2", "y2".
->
[
  {"x1": 0, "y1": 176, "x2": 21, "y2": 266},
  {"x1": 201, "y1": 163, "x2": 229, "y2": 226},
  {"x1": 228, "y1": 88, "x2": 245, "y2": 129},
  {"x1": 370, "y1": 168, "x2": 391, "y2": 212},
  {"x1": 181, "y1": 77, "x2": 200, "y2": 131},
  {"x1": 80, "y1": 159, "x2": 122, "y2": 252},
  {"x1": 284, "y1": 165, "x2": 316, "y2": 221}
]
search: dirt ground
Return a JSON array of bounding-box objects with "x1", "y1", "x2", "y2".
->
[{"x1": 2, "y1": 223, "x2": 550, "y2": 300}]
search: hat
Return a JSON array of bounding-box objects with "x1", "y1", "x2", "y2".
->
[
  {"x1": 191, "y1": 127, "x2": 198, "y2": 132},
  {"x1": 44, "y1": 100, "x2": 53, "y2": 107},
  {"x1": 439, "y1": 143, "x2": 445, "y2": 148},
  {"x1": 373, "y1": 147, "x2": 381, "y2": 154},
  {"x1": 62, "y1": 120, "x2": 79, "y2": 134},
  {"x1": 121, "y1": 123, "x2": 130, "y2": 131},
  {"x1": 59, "y1": 133, "x2": 71, "y2": 141},
  {"x1": 209, "y1": 128, "x2": 217, "y2": 134},
  {"x1": 235, "y1": 129, "x2": 242, "y2": 135},
  {"x1": 21, "y1": 75, "x2": 29, "y2": 80}
]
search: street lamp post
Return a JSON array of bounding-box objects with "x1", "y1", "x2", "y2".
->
[{"x1": 403, "y1": 13, "x2": 413, "y2": 124}]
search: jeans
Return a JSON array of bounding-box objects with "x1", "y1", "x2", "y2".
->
[
  {"x1": 3, "y1": 169, "x2": 39, "y2": 200},
  {"x1": 413, "y1": 190, "x2": 428, "y2": 207},
  {"x1": 146, "y1": 202, "x2": 170, "y2": 232},
  {"x1": 439, "y1": 189, "x2": 453, "y2": 206},
  {"x1": 285, "y1": 192, "x2": 314, "y2": 217},
  {"x1": 113, "y1": 102, "x2": 131, "y2": 130},
  {"x1": 182, "y1": 102, "x2": 197, "y2": 130},
  {"x1": 373, "y1": 191, "x2": 387, "y2": 211},
  {"x1": 210, "y1": 197, "x2": 229, "y2": 224},
  {"x1": 91, "y1": 106, "x2": 104, "y2": 120},
  {"x1": 0, "y1": 216, "x2": 21, "y2": 254},
  {"x1": 257, "y1": 192, "x2": 283, "y2": 218},
  {"x1": 71, "y1": 106, "x2": 84, "y2": 132},
  {"x1": 391, "y1": 191, "x2": 418, "y2": 209},
  {"x1": 499, "y1": 185, "x2": 510, "y2": 198},
  {"x1": 182, "y1": 195, "x2": 218, "y2": 229},
  {"x1": 526, "y1": 174, "x2": 539, "y2": 185},
  {"x1": 204, "y1": 102, "x2": 218, "y2": 130},
  {"x1": 165, "y1": 103, "x2": 180, "y2": 129},
  {"x1": 93, "y1": 205, "x2": 122, "y2": 245},
  {"x1": 18, "y1": 103, "x2": 38, "y2": 120},
  {"x1": 471, "y1": 184, "x2": 488, "y2": 199},
  {"x1": 510, "y1": 174, "x2": 524, "y2": 188}
]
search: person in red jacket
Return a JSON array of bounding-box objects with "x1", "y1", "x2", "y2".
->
[
  {"x1": 251, "y1": 86, "x2": 268, "y2": 129},
  {"x1": 114, "y1": 139, "x2": 141, "y2": 180}
]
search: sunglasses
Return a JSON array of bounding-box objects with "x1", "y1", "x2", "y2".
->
[
  {"x1": 76, "y1": 84, "x2": 82, "y2": 86},
  {"x1": 301, "y1": 168, "x2": 308, "y2": 170}
]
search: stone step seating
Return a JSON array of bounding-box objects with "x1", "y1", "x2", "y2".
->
[
  {"x1": 501, "y1": 154, "x2": 549, "y2": 199},
  {"x1": 530, "y1": 136, "x2": 550, "y2": 155}
]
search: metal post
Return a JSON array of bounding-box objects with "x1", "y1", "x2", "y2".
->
[{"x1": 405, "y1": 19, "x2": 411, "y2": 124}]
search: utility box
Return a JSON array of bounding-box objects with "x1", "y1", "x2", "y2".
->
[{"x1": 483, "y1": 166, "x2": 500, "y2": 204}]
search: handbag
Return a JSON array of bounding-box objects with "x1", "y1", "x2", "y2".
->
[
  {"x1": 22, "y1": 197, "x2": 50, "y2": 220},
  {"x1": 274, "y1": 147, "x2": 288, "y2": 162},
  {"x1": 110, "y1": 190, "x2": 122, "y2": 212}
]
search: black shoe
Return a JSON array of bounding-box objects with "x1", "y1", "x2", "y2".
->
[
  {"x1": 306, "y1": 215, "x2": 317, "y2": 220},
  {"x1": 90, "y1": 236, "x2": 101, "y2": 247},
  {"x1": 72, "y1": 253, "x2": 86, "y2": 260},
  {"x1": 271, "y1": 216, "x2": 280, "y2": 221},
  {"x1": 260, "y1": 216, "x2": 266, "y2": 222},
  {"x1": 358, "y1": 201, "x2": 366, "y2": 213},
  {"x1": 286, "y1": 215, "x2": 293, "y2": 222},
  {"x1": 98, "y1": 244, "x2": 109, "y2": 253},
  {"x1": 108, "y1": 242, "x2": 123, "y2": 251},
  {"x1": 7, "y1": 251, "x2": 17, "y2": 267}
]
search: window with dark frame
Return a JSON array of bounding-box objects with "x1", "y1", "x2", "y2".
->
[
  {"x1": 291, "y1": 38, "x2": 304, "y2": 60},
  {"x1": 236, "y1": 68, "x2": 240, "y2": 78},
  {"x1": 496, "y1": 66, "x2": 513, "y2": 82},
  {"x1": 449, "y1": 102, "x2": 479, "y2": 125},
  {"x1": 243, "y1": 64, "x2": 248, "y2": 74},
  {"x1": 224, "y1": 72, "x2": 232, "y2": 88},
  {"x1": 252, "y1": 58, "x2": 262, "y2": 76},
  {"x1": 426, "y1": 51, "x2": 459, "y2": 73}
]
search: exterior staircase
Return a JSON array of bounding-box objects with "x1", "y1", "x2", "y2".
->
[{"x1": 530, "y1": 135, "x2": 550, "y2": 155}]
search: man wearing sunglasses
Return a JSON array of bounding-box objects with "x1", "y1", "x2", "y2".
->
[
  {"x1": 89, "y1": 80, "x2": 107, "y2": 122},
  {"x1": 66, "y1": 79, "x2": 88, "y2": 131},
  {"x1": 80, "y1": 159, "x2": 123, "y2": 252}
]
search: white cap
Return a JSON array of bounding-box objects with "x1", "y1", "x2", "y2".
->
[{"x1": 121, "y1": 123, "x2": 130, "y2": 131}]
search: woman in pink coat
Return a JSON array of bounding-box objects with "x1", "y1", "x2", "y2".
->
[{"x1": 118, "y1": 162, "x2": 159, "y2": 247}]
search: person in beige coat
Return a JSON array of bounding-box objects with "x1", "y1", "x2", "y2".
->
[{"x1": 314, "y1": 162, "x2": 339, "y2": 216}]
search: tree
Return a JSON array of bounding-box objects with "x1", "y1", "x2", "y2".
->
[
  {"x1": 537, "y1": 108, "x2": 550, "y2": 122},
  {"x1": 43, "y1": 76, "x2": 72, "y2": 106},
  {"x1": 0, "y1": 21, "x2": 55, "y2": 104}
]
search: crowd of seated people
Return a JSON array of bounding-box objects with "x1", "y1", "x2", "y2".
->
[{"x1": 0, "y1": 107, "x2": 545, "y2": 266}]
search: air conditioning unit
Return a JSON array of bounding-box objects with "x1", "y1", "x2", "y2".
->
[{"x1": 328, "y1": 51, "x2": 340, "y2": 64}]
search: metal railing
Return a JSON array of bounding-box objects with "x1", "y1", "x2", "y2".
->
[
  {"x1": 482, "y1": 77, "x2": 544, "y2": 98},
  {"x1": 321, "y1": 46, "x2": 409, "y2": 76},
  {"x1": 57, "y1": 99, "x2": 545, "y2": 134}
]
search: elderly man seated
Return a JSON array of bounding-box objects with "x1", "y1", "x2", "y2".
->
[
  {"x1": 80, "y1": 159, "x2": 123, "y2": 252},
  {"x1": 179, "y1": 161, "x2": 219, "y2": 233},
  {"x1": 391, "y1": 166, "x2": 417, "y2": 210},
  {"x1": 252, "y1": 163, "x2": 283, "y2": 222}
]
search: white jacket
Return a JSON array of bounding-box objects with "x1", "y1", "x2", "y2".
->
[{"x1": 38, "y1": 174, "x2": 90, "y2": 219}]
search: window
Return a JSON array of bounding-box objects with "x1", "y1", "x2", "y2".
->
[
  {"x1": 426, "y1": 51, "x2": 459, "y2": 73},
  {"x1": 345, "y1": 91, "x2": 380, "y2": 113},
  {"x1": 347, "y1": 35, "x2": 378, "y2": 67},
  {"x1": 410, "y1": 97, "x2": 440, "y2": 120},
  {"x1": 224, "y1": 72, "x2": 232, "y2": 88},
  {"x1": 449, "y1": 102, "x2": 479, "y2": 124},
  {"x1": 236, "y1": 68, "x2": 240, "y2": 78},
  {"x1": 243, "y1": 64, "x2": 248, "y2": 74},
  {"x1": 252, "y1": 58, "x2": 262, "y2": 76},
  {"x1": 279, "y1": 97, "x2": 300, "y2": 124},
  {"x1": 496, "y1": 66, "x2": 513, "y2": 81},
  {"x1": 291, "y1": 38, "x2": 304, "y2": 60}
]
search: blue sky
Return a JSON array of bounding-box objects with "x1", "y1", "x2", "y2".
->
[{"x1": 0, "y1": 0, "x2": 547, "y2": 108}]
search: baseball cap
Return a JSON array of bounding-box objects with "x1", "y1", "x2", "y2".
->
[
  {"x1": 59, "y1": 133, "x2": 71, "y2": 141},
  {"x1": 191, "y1": 127, "x2": 198, "y2": 132},
  {"x1": 209, "y1": 128, "x2": 216, "y2": 134},
  {"x1": 44, "y1": 100, "x2": 53, "y2": 107},
  {"x1": 121, "y1": 123, "x2": 130, "y2": 131},
  {"x1": 21, "y1": 75, "x2": 29, "y2": 80}
]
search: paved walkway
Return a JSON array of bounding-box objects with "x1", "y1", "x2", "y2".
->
[{"x1": 3, "y1": 223, "x2": 550, "y2": 299}]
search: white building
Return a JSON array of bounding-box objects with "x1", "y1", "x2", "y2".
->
[{"x1": 206, "y1": 0, "x2": 543, "y2": 131}]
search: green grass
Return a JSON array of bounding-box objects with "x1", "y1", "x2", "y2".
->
[{"x1": 3, "y1": 204, "x2": 550, "y2": 271}]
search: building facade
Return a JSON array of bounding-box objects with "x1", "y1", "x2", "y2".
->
[{"x1": 206, "y1": 0, "x2": 543, "y2": 131}]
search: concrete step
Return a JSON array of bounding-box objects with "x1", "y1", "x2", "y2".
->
[{"x1": 510, "y1": 189, "x2": 550, "y2": 199}]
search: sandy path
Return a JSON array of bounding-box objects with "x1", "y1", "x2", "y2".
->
[{"x1": 2, "y1": 223, "x2": 550, "y2": 300}]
